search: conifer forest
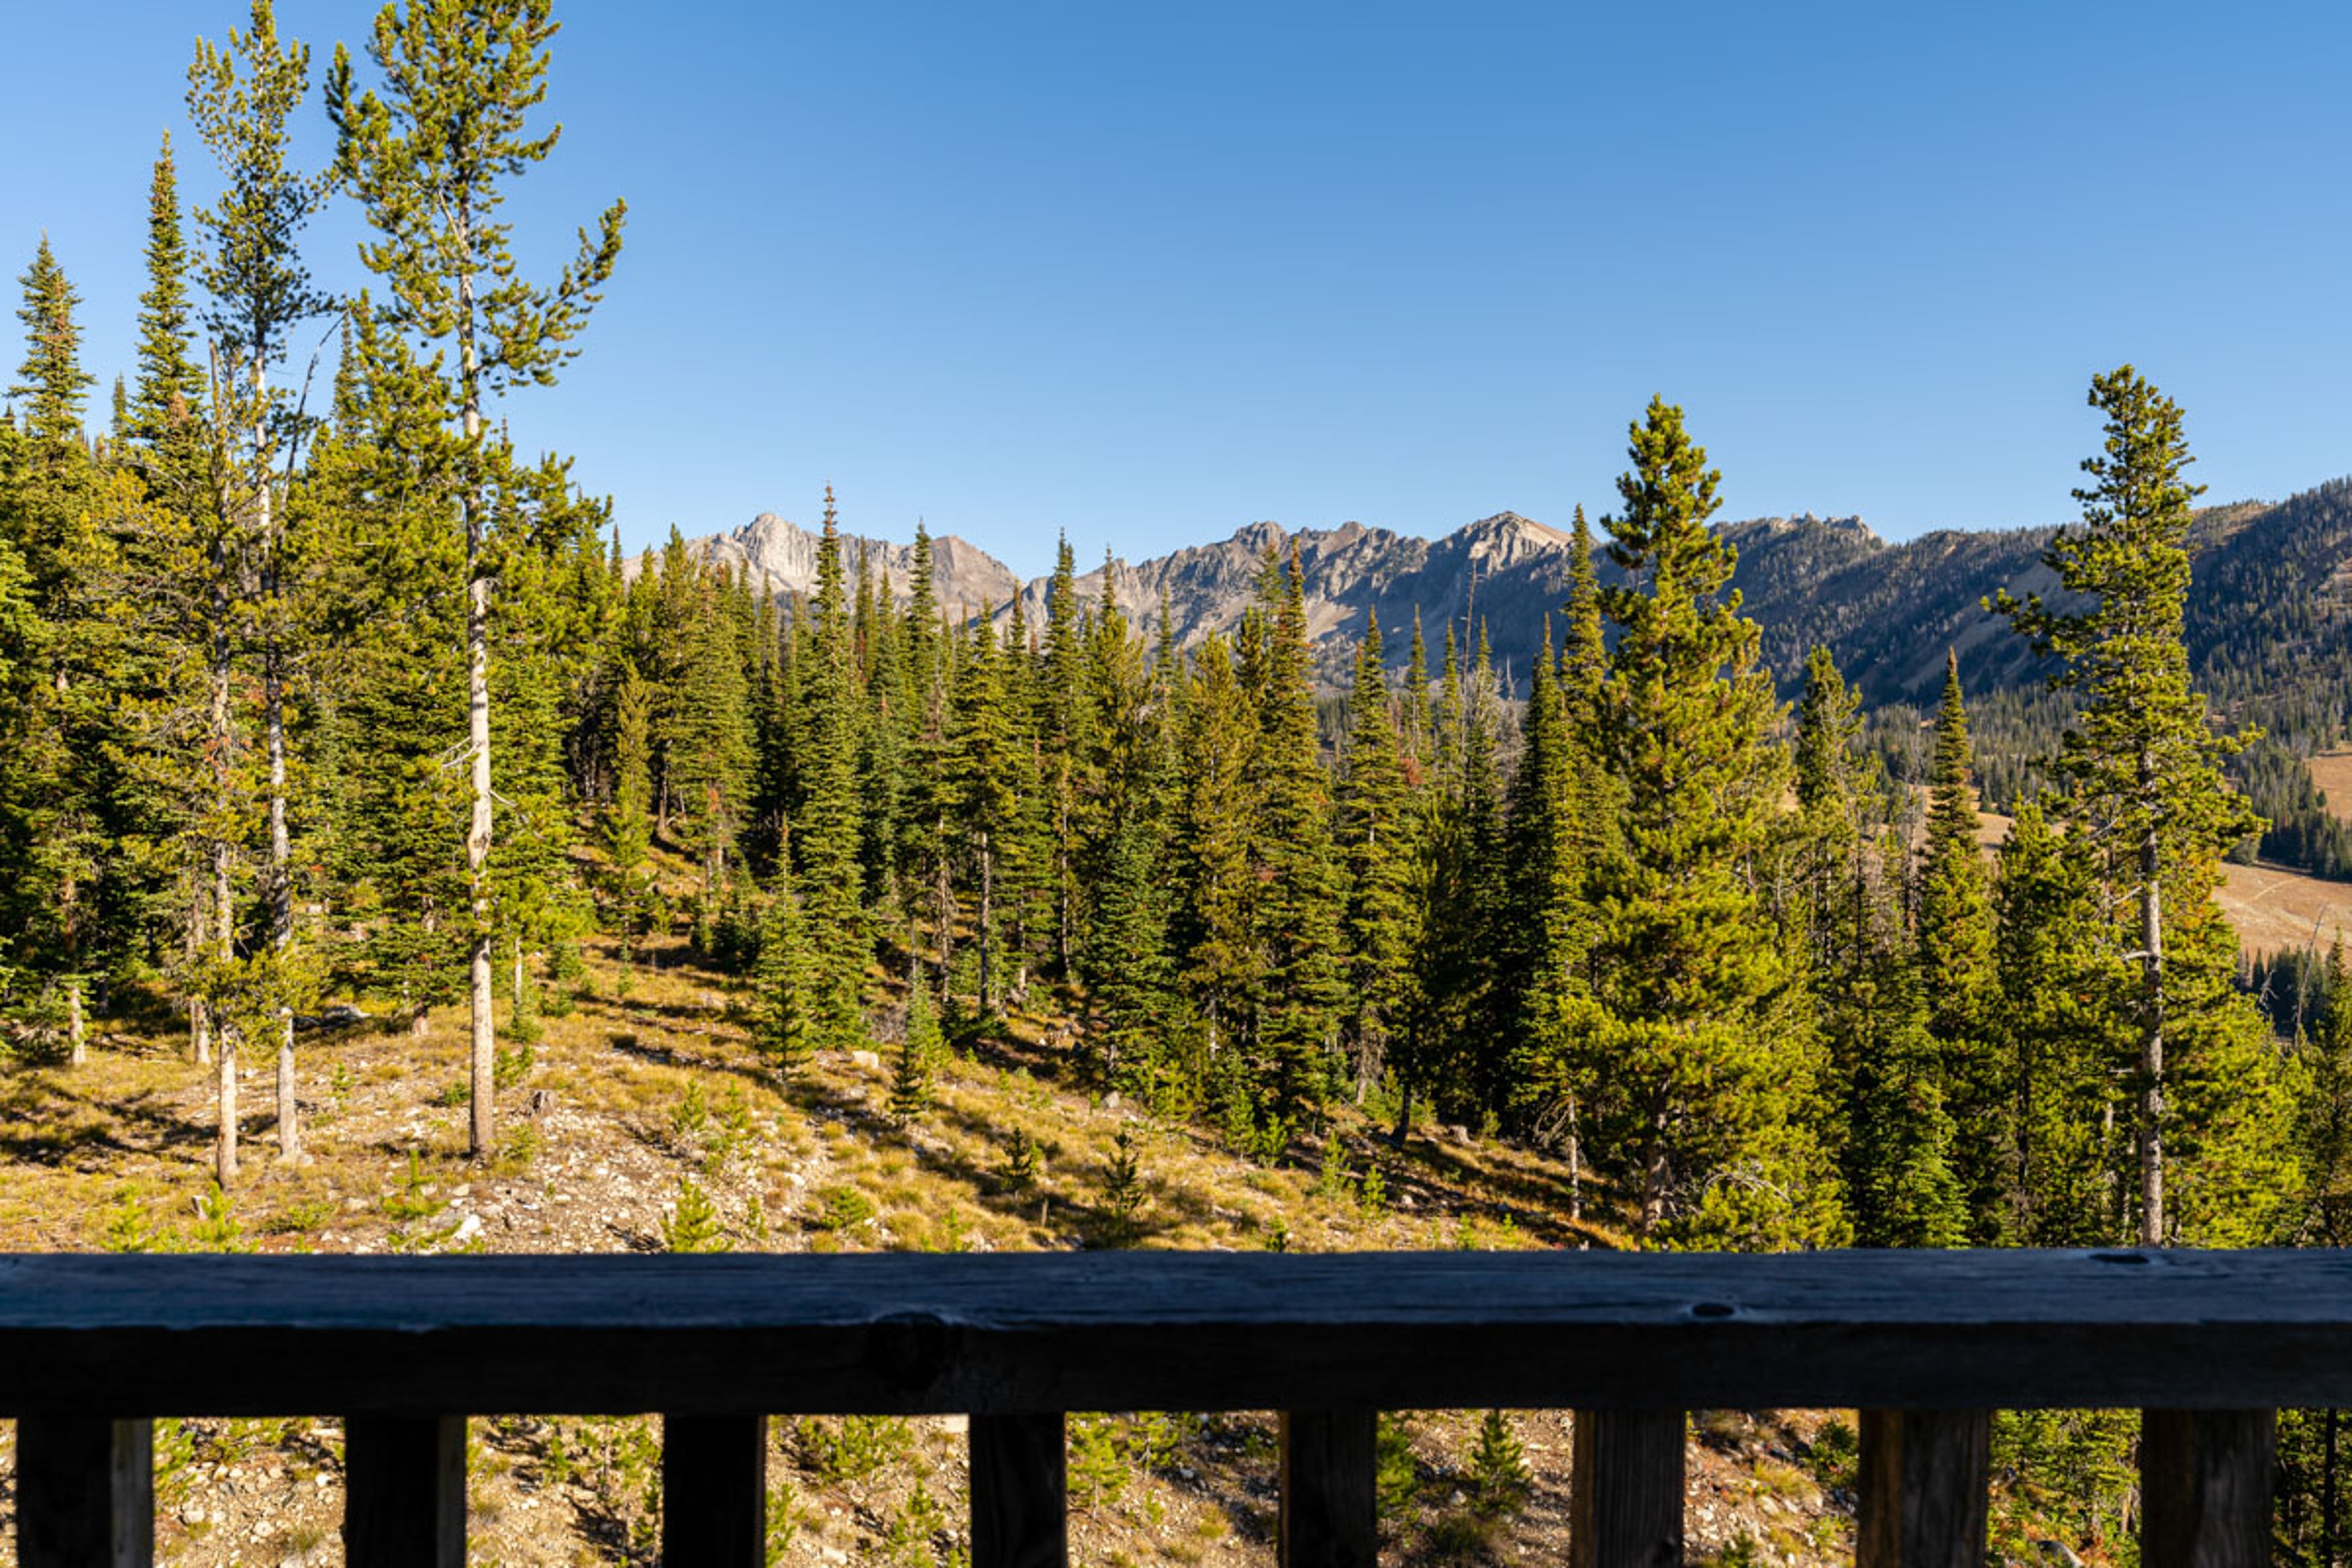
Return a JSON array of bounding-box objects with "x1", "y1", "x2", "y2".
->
[{"x1": 6, "y1": 4, "x2": 2352, "y2": 1566}]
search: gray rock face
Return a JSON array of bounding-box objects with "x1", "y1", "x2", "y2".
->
[
  {"x1": 684, "y1": 511, "x2": 1022, "y2": 614},
  {"x1": 665, "y1": 480, "x2": 2348, "y2": 709}
]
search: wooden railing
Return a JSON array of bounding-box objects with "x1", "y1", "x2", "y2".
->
[{"x1": 2, "y1": 1248, "x2": 2337, "y2": 1567}]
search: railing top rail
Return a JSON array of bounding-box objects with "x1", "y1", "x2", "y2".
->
[{"x1": 4, "y1": 1248, "x2": 2350, "y2": 1416}]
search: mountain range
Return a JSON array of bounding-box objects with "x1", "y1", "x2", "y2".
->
[{"x1": 673, "y1": 477, "x2": 2352, "y2": 714}]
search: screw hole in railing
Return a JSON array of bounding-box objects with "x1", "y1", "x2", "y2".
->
[
  {"x1": 1690, "y1": 1300, "x2": 1736, "y2": 1318},
  {"x1": 2090, "y1": 1251, "x2": 2152, "y2": 1265}
]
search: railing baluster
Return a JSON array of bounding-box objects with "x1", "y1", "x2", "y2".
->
[
  {"x1": 663, "y1": 1414, "x2": 769, "y2": 1567},
  {"x1": 970, "y1": 1412, "x2": 1068, "y2": 1568},
  {"x1": 1573, "y1": 1408, "x2": 1684, "y2": 1568},
  {"x1": 1858, "y1": 1409, "x2": 1989, "y2": 1568},
  {"x1": 1278, "y1": 1408, "x2": 1376, "y2": 1568},
  {"x1": 344, "y1": 1414, "x2": 467, "y2": 1567},
  {"x1": 15, "y1": 1415, "x2": 153, "y2": 1568},
  {"x1": 2141, "y1": 1409, "x2": 2274, "y2": 1568}
]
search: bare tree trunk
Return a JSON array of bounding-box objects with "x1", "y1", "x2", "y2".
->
[
  {"x1": 1569, "y1": 1096, "x2": 1584, "y2": 1223},
  {"x1": 216, "y1": 1025, "x2": 238, "y2": 1189},
  {"x1": 67, "y1": 979, "x2": 85, "y2": 1067},
  {"x1": 189, "y1": 887, "x2": 211, "y2": 1066},
  {"x1": 931, "y1": 821, "x2": 956, "y2": 994},
  {"x1": 260, "y1": 407, "x2": 300, "y2": 1164},
  {"x1": 210, "y1": 527, "x2": 238, "y2": 1185},
  {"x1": 2139, "y1": 748, "x2": 2166, "y2": 1248},
  {"x1": 459, "y1": 198, "x2": 496, "y2": 1161},
  {"x1": 1641, "y1": 1102, "x2": 1670, "y2": 1237},
  {"x1": 978, "y1": 833, "x2": 995, "y2": 1014}
]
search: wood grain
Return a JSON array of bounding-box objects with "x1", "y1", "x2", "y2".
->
[
  {"x1": 2142, "y1": 1409, "x2": 2275, "y2": 1568},
  {"x1": 1858, "y1": 1409, "x2": 1988, "y2": 1568},
  {"x1": 1573, "y1": 1408, "x2": 1684, "y2": 1568},
  {"x1": 2, "y1": 1251, "x2": 2350, "y2": 1414}
]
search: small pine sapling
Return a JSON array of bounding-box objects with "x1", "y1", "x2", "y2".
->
[
  {"x1": 889, "y1": 967, "x2": 943, "y2": 1127},
  {"x1": 1469, "y1": 1409, "x2": 1532, "y2": 1522},
  {"x1": 1375, "y1": 1413, "x2": 1421, "y2": 1530},
  {"x1": 1099, "y1": 1127, "x2": 1147, "y2": 1246},
  {"x1": 192, "y1": 1185, "x2": 251, "y2": 1253},
  {"x1": 665, "y1": 1175, "x2": 725, "y2": 1253},
  {"x1": 1000, "y1": 1126, "x2": 1040, "y2": 1193}
]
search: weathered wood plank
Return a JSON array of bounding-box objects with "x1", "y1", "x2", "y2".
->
[
  {"x1": 662, "y1": 1414, "x2": 767, "y2": 1567},
  {"x1": 2142, "y1": 1409, "x2": 2274, "y2": 1568},
  {"x1": 1858, "y1": 1409, "x2": 1988, "y2": 1568},
  {"x1": 7, "y1": 1251, "x2": 2352, "y2": 1414},
  {"x1": 344, "y1": 1414, "x2": 466, "y2": 1568},
  {"x1": 15, "y1": 1415, "x2": 153, "y2": 1568},
  {"x1": 1573, "y1": 1408, "x2": 1683, "y2": 1568},
  {"x1": 970, "y1": 1412, "x2": 1067, "y2": 1568},
  {"x1": 1278, "y1": 1408, "x2": 1376, "y2": 1568}
]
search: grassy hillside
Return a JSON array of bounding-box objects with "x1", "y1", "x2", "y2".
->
[{"x1": 0, "y1": 864, "x2": 1875, "y2": 1568}]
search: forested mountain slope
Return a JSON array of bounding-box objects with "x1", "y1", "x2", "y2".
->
[{"x1": 686, "y1": 478, "x2": 2352, "y2": 726}]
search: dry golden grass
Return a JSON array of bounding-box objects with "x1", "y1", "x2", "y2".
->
[{"x1": 2309, "y1": 752, "x2": 2352, "y2": 824}]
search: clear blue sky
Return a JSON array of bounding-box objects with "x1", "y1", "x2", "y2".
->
[{"x1": 6, "y1": 2, "x2": 2348, "y2": 575}]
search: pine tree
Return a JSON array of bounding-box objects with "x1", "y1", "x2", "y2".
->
[
  {"x1": 305, "y1": 296, "x2": 469, "y2": 1050},
  {"x1": 1336, "y1": 614, "x2": 1412, "y2": 1105},
  {"x1": 3, "y1": 241, "x2": 127, "y2": 1075},
  {"x1": 330, "y1": 0, "x2": 627, "y2": 1158},
  {"x1": 1245, "y1": 544, "x2": 1348, "y2": 1118},
  {"x1": 1915, "y1": 650, "x2": 2002, "y2": 1235},
  {"x1": 132, "y1": 134, "x2": 206, "y2": 445},
  {"x1": 795, "y1": 489, "x2": 869, "y2": 1048},
  {"x1": 891, "y1": 962, "x2": 942, "y2": 1126},
  {"x1": 1992, "y1": 802, "x2": 2120, "y2": 1244},
  {"x1": 1073, "y1": 581, "x2": 1174, "y2": 1095},
  {"x1": 1585, "y1": 398, "x2": 1839, "y2": 1247},
  {"x1": 666, "y1": 570, "x2": 755, "y2": 933},
  {"x1": 1173, "y1": 634, "x2": 1262, "y2": 1085},
  {"x1": 189, "y1": 0, "x2": 338, "y2": 1164},
  {"x1": 751, "y1": 854, "x2": 815, "y2": 1079},
  {"x1": 1994, "y1": 365, "x2": 2268, "y2": 1245},
  {"x1": 1040, "y1": 533, "x2": 1087, "y2": 981},
  {"x1": 605, "y1": 660, "x2": 657, "y2": 962},
  {"x1": 10, "y1": 238, "x2": 92, "y2": 447},
  {"x1": 1469, "y1": 1410, "x2": 1532, "y2": 1523},
  {"x1": 1795, "y1": 647, "x2": 1964, "y2": 1247},
  {"x1": 1504, "y1": 620, "x2": 1597, "y2": 1175}
]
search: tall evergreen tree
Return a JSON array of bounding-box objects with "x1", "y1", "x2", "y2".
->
[
  {"x1": 1246, "y1": 543, "x2": 1348, "y2": 1118},
  {"x1": 189, "y1": 0, "x2": 337, "y2": 1164},
  {"x1": 604, "y1": 659, "x2": 656, "y2": 962},
  {"x1": 1584, "y1": 398, "x2": 1840, "y2": 1247},
  {"x1": 1915, "y1": 650, "x2": 2003, "y2": 1234},
  {"x1": 1504, "y1": 619, "x2": 1597, "y2": 1174},
  {"x1": 796, "y1": 489, "x2": 868, "y2": 1047},
  {"x1": 330, "y1": 0, "x2": 627, "y2": 1157},
  {"x1": 11, "y1": 239, "x2": 92, "y2": 447},
  {"x1": 1994, "y1": 365, "x2": 2267, "y2": 1245},
  {"x1": 752, "y1": 850, "x2": 815, "y2": 1079},
  {"x1": 132, "y1": 134, "x2": 206, "y2": 445},
  {"x1": 1795, "y1": 647, "x2": 1963, "y2": 1247},
  {"x1": 1336, "y1": 613, "x2": 1412, "y2": 1104}
]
